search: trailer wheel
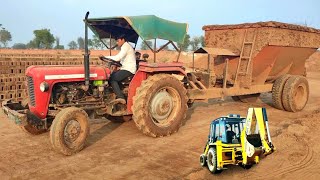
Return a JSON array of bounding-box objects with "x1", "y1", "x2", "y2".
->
[
  {"x1": 200, "y1": 154, "x2": 207, "y2": 167},
  {"x1": 232, "y1": 94, "x2": 260, "y2": 103},
  {"x1": 272, "y1": 74, "x2": 291, "y2": 110},
  {"x1": 132, "y1": 74, "x2": 188, "y2": 137},
  {"x1": 50, "y1": 107, "x2": 90, "y2": 155},
  {"x1": 282, "y1": 76, "x2": 309, "y2": 112},
  {"x1": 207, "y1": 147, "x2": 221, "y2": 174}
]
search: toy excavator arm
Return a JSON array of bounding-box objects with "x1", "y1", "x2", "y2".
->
[{"x1": 241, "y1": 107, "x2": 275, "y2": 165}]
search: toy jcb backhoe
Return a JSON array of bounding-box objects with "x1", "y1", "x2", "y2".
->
[{"x1": 200, "y1": 107, "x2": 275, "y2": 173}]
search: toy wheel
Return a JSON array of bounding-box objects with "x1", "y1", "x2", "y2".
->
[
  {"x1": 132, "y1": 74, "x2": 188, "y2": 137},
  {"x1": 207, "y1": 147, "x2": 222, "y2": 174},
  {"x1": 50, "y1": 107, "x2": 90, "y2": 155},
  {"x1": 200, "y1": 154, "x2": 207, "y2": 167}
]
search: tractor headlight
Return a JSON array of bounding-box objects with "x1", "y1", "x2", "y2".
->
[{"x1": 40, "y1": 82, "x2": 49, "y2": 92}]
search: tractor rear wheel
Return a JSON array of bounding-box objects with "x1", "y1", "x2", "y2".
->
[
  {"x1": 272, "y1": 74, "x2": 291, "y2": 110},
  {"x1": 282, "y1": 76, "x2": 309, "y2": 112},
  {"x1": 207, "y1": 147, "x2": 221, "y2": 174},
  {"x1": 132, "y1": 74, "x2": 188, "y2": 137},
  {"x1": 50, "y1": 107, "x2": 90, "y2": 155}
]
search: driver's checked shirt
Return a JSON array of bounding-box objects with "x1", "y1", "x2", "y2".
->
[{"x1": 106, "y1": 42, "x2": 136, "y2": 74}]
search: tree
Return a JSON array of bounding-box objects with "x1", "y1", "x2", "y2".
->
[
  {"x1": 0, "y1": 28, "x2": 12, "y2": 48},
  {"x1": 32, "y1": 29, "x2": 55, "y2": 49},
  {"x1": 140, "y1": 40, "x2": 153, "y2": 50},
  {"x1": 177, "y1": 34, "x2": 190, "y2": 52},
  {"x1": 200, "y1": 35, "x2": 205, "y2": 47},
  {"x1": 77, "y1": 37, "x2": 85, "y2": 49},
  {"x1": 190, "y1": 36, "x2": 201, "y2": 51},
  {"x1": 26, "y1": 40, "x2": 37, "y2": 49},
  {"x1": 54, "y1": 36, "x2": 64, "y2": 49},
  {"x1": 12, "y1": 43, "x2": 27, "y2": 49},
  {"x1": 91, "y1": 35, "x2": 105, "y2": 50},
  {"x1": 68, "y1": 40, "x2": 78, "y2": 49}
]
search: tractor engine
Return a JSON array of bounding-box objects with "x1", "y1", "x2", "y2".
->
[{"x1": 51, "y1": 82, "x2": 100, "y2": 105}]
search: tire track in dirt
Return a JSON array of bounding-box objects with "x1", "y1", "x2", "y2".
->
[{"x1": 252, "y1": 138, "x2": 314, "y2": 179}]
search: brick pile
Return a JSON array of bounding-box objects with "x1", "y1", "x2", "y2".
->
[{"x1": 0, "y1": 54, "x2": 100, "y2": 106}]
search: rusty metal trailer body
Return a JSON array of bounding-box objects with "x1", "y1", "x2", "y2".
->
[{"x1": 187, "y1": 21, "x2": 320, "y2": 111}]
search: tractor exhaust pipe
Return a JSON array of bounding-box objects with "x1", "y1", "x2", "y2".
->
[{"x1": 84, "y1": 11, "x2": 90, "y2": 90}]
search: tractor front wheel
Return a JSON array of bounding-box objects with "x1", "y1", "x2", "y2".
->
[
  {"x1": 132, "y1": 74, "x2": 188, "y2": 137},
  {"x1": 50, "y1": 107, "x2": 90, "y2": 155}
]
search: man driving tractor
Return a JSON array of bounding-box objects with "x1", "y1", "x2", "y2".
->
[{"x1": 99, "y1": 35, "x2": 136, "y2": 104}]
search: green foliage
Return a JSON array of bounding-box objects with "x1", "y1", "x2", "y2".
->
[
  {"x1": 77, "y1": 37, "x2": 85, "y2": 49},
  {"x1": 200, "y1": 35, "x2": 205, "y2": 47},
  {"x1": 177, "y1": 34, "x2": 190, "y2": 52},
  {"x1": 140, "y1": 40, "x2": 153, "y2": 50},
  {"x1": 0, "y1": 28, "x2": 12, "y2": 48},
  {"x1": 26, "y1": 40, "x2": 37, "y2": 48},
  {"x1": 89, "y1": 35, "x2": 105, "y2": 50},
  {"x1": 190, "y1": 36, "x2": 201, "y2": 51},
  {"x1": 31, "y1": 29, "x2": 55, "y2": 49},
  {"x1": 12, "y1": 43, "x2": 27, "y2": 49},
  {"x1": 68, "y1": 40, "x2": 78, "y2": 49},
  {"x1": 54, "y1": 36, "x2": 64, "y2": 49}
]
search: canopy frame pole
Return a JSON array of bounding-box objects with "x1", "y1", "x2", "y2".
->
[
  {"x1": 193, "y1": 53, "x2": 195, "y2": 71},
  {"x1": 156, "y1": 41, "x2": 171, "y2": 53},
  {"x1": 154, "y1": 38, "x2": 157, "y2": 63},
  {"x1": 143, "y1": 40, "x2": 155, "y2": 53},
  {"x1": 109, "y1": 34, "x2": 112, "y2": 56}
]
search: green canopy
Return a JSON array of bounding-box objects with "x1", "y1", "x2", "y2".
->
[{"x1": 86, "y1": 15, "x2": 188, "y2": 44}]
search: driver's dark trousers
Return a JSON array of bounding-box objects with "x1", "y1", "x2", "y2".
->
[{"x1": 109, "y1": 70, "x2": 133, "y2": 100}]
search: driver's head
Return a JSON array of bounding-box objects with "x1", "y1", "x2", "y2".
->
[{"x1": 116, "y1": 34, "x2": 126, "y2": 47}]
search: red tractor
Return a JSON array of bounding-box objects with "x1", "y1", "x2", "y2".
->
[{"x1": 2, "y1": 12, "x2": 189, "y2": 155}]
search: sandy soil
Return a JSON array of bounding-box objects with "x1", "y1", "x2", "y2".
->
[{"x1": 0, "y1": 68, "x2": 320, "y2": 180}]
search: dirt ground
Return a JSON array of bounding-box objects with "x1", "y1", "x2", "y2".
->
[{"x1": 0, "y1": 52, "x2": 320, "y2": 179}]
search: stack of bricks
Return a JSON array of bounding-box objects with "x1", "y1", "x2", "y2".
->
[{"x1": 0, "y1": 53, "x2": 100, "y2": 106}]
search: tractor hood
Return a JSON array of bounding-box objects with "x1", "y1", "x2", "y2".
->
[
  {"x1": 26, "y1": 65, "x2": 110, "y2": 81},
  {"x1": 25, "y1": 65, "x2": 110, "y2": 119}
]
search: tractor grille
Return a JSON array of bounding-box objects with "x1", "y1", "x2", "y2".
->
[{"x1": 26, "y1": 76, "x2": 36, "y2": 107}]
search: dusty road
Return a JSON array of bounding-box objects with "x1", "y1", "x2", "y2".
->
[{"x1": 0, "y1": 71, "x2": 320, "y2": 180}]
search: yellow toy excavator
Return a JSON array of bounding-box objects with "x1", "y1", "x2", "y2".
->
[{"x1": 200, "y1": 107, "x2": 275, "y2": 173}]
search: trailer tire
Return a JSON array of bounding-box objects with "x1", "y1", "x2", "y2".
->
[
  {"x1": 272, "y1": 74, "x2": 291, "y2": 110},
  {"x1": 50, "y1": 107, "x2": 90, "y2": 155},
  {"x1": 282, "y1": 76, "x2": 309, "y2": 112},
  {"x1": 132, "y1": 74, "x2": 188, "y2": 137},
  {"x1": 207, "y1": 147, "x2": 222, "y2": 174}
]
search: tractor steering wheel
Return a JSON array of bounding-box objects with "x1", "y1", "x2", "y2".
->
[{"x1": 99, "y1": 56, "x2": 122, "y2": 67}]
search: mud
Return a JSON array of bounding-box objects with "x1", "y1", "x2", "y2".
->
[{"x1": 1, "y1": 69, "x2": 320, "y2": 179}]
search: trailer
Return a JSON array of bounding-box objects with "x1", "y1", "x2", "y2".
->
[{"x1": 188, "y1": 21, "x2": 320, "y2": 112}]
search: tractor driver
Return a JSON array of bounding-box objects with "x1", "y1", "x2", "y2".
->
[{"x1": 99, "y1": 34, "x2": 136, "y2": 104}]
